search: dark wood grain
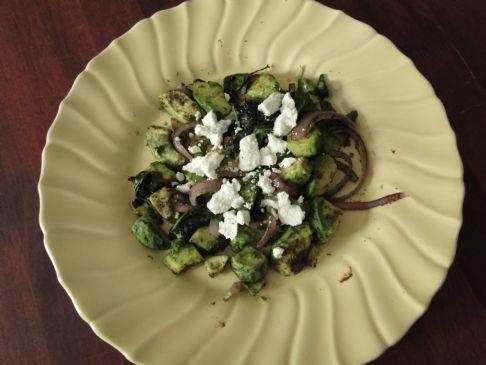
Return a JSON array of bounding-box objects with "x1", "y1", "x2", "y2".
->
[{"x1": 1, "y1": 0, "x2": 485, "y2": 364}]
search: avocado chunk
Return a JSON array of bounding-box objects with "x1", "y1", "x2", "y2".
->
[
  {"x1": 131, "y1": 217, "x2": 170, "y2": 249},
  {"x1": 309, "y1": 197, "x2": 341, "y2": 244},
  {"x1": 149, "y1": 187, "x2": 174, "y2": 220},
  {"x1": 159, "y1": 89, "x2": 201, "y2": 124},
  {"x1": 189, "y1": 227, "x2": 226, "y2": 254},
  {"x1": 230, "y1": 225, "x2": 264, "y2": 252},
  {"x1": 298, "y1": 77, "x2": 316, "y2": 94},
  {"x1": 192, "y1": 79, "x2": 232, "y2": 117},
  {"x1": 163, "y1": 244, "x2": 204, "y2": 274},
  {"x1": 149, "y1": 162, "x2": 177, "y2": 182},
  {"x1": 287, "y1": 129, "x2": 322, "y2": 157},
  {"x1": 204, "y1": 255, "x2": 229, "y2": 277},
  {"x1": 280, "y1": 157, "x2": 311, "y2": 185},
  {"x1": 271, "y1": 224, "x2": 313, "y2": 276},
  {"x1": 145, "y1": 125, "x2": 185, "y2": 167},
  {"x1": 306, "y1": 154, "x2": 337, "y2": 196},
  {"x1": 231, "y1": 246, "x2": 268, "y2": 283},
  {"x1": 245, "y1": 74, "x2": 281, "y2": 101},
  {"x1": 243, "y1": 280, "x2": 265, "y2": 296}
]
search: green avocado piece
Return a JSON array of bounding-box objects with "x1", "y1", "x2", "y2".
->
[
  {"x1": 192, "y1": 79, "x2": 232, "y2": 117},
  {"x1": 306, "y1": 154, "x2": 337, "y2": 196},
  {"x1": 280, "y1": 157, "x2": 311, "y2": 185},
  {"x1": 204, "y1": 255, "x2": 229, "y2": 277},
  {"x1": 145, "y1": 125, "x2": 185, "y2": 167},
  {"x1": 162, "y1": 244, "x2": 204, "y2": 274},
  {"x1": 245, "y1": 74, "x2": 281, "y2": 101},
  {"x1": 230, "y1": 246, "x2": 268, "y2": 283},
  {"x1": 271, "y1": 224, "x2": 313, "y2": 276},
  {"x1": 287, "y1": 129, "x2": 322, "y2": 157},
  {"x1": 189, "y1": 227, "x2": 226, "y2": 254},
  {"x1": 131, "y1": 217, "x2": 170, "y2": 250},
  {"x1": 158, "y1": 89, "x2": 201, "y2": 123},
  {"x1": 309, "y1": 197, "x2": 341, "y2": 244}
]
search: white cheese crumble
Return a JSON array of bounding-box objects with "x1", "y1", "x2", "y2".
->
[
  {"x1": 219, "y1": 211, "x2": 238, "y2": 240},
  {"x1": 175, "y1": 172, "x2": 185, "y2": 182},
  {"x1": 194, "y1": 111, "x2": 232, "y2": 148},
  {"x1": 242, "y1": 171, "x2": 257, "y2": 182},
  {"x1": 224, "y1": 92, "x2": 231, "y2": 101},
  {"x1": 182, "y1": 151, "x2": 224, "y2": 179},
  {"x1": 272, "y1": 247, "x2": 285, "y2": 259},
  {"x1": 277, "y1": 192, "x2": 305, "y2": 226},
  {"x1": 207, "y1": 179, "x2": 244, "y2": 214},
  {"x1": 175, "y1": 182, "x2": 191, "y2": 194},
  {"x1": 188, "y1": 145, "x2": 201, "y2": 154},
  {"x1": 267, "y1": 133, "x2": 287, "y2": 154},
  {"x1": 259, "y1": 147, "x2": 277, "y2": 166},
  {"x1": 261, "y1": 198, "x2": 278, "y2": 210},
  {"x1": 273, "y1": 92, "x2": 298, "y2": 136},
  {"x1": 258, "y1": 92, "x2": 284, "y2": 117},
  {"x1": 188, "y1": 132, "x2": 194, "y2": 138},
  {"x1": 239, "y1": 134, "x2": 261, "y2": 171},
  {"x1": 280, "y1": 157, "x2": 296, "y2": 168},
  {"x1": 257, "y1": 170, "x2": 275, "y2": 195},
  {"x1": 297, "y1": 195, "x2": 305, "y2": 204},
  {"x1": 236, "y1": 210, "x2": 251, "y2": 225},
  {"x1": 195, "y1": 110, "x2": 202, "y2": 121}
]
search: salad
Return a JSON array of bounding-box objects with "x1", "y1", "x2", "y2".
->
[{"x1": 129, "y1": 67, "x2": 404, "y2": 299}]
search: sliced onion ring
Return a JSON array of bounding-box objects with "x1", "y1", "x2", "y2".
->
[
  {"x1": 331, "y1": 192, "x2": 405, "y2": 210},
  {"x1": 189, "y1": 179, "x2": 223, "y2": 206},
  {"x1": 270, "y1": 172, "x2": 299, "y2": 197},
  {"x1": 257, "y1": 214, "x2": 277, "y2": 248},
  {"x1": 172, "y1": 121, "x2": 196, "y2": 161},
  {"x1": 289, "y1": 110, "x2": 357, "y2": 141},
  {"x1": 223, "y1": 281, "x2": 245, "y2": 301}
]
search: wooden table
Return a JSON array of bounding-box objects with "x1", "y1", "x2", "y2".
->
[{"x1": 1, "y1": 0, "x2": 485, "y2": 364}]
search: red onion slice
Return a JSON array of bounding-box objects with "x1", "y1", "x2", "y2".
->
[
  {"x1": 223, "y1": 281, "x2": 244, "y2": 301},
  {"x1": 289, "y1": 110, "x2": 357, "y2": 141},
  {"x1": 270, "y1": 172, "x2": 299, "y2": 197},
  {"x1": 257, "y1": 214, "x2": 277, "y2": 248},
  {"x1": 332, "y1": 192, "x2": 405, "y2": 210},
  {"x1": 189, "y1": 179, "x2": 223, "y2": 206},
  {"x1": 172, "y1": 121, "x2": 196, "y2": 161}
]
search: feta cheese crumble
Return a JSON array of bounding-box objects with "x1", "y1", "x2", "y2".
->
[
  {"x1": 219, "y1": 211, "x2": 238, "y2": 240},
  {"x1": 207, "y1": 179, "x2": 244, "y2": 214},
  {"x1": 182, "y1": 151, "x2": 224, "y2": 179},
  {"x1": 194, "y1": 111, "x2": 232, "y2": 148},
  {"x1": 280, "y1": 157, "x2": 296, "y2": 168},
  {"x1": 257, "y1": 170, "x2": 275, "y2": 195},
  {"x1": 267, "y1": 133, "x2": 287, "y2": 154},
  {"x1": 239, "y1": 134, "x2": 261, "y2": 171},
  {"x1": 188, "y1": 145, "x2": 201, "y2": 154},
  {"x1": 236, "y1": 210, "x2": 251, "y2": 225},
  {"x1": 277, "y1": 192, "x2": 305, "y2": 226},
  {"x1": 272, "y1": 247, "x2": 285, "y2": 259},
  {"x1": 175, "y1": 182, "x2": 191, "y2": 194},
  {"x1": 259, "y1": 146, "x2": 277, "y2": 166},
  {"x1": 258, "y1": 92, "x2": 284, "y2": 116},
  {"x1": 273, "y1": 92, "x2": 298, "y2": 136}
]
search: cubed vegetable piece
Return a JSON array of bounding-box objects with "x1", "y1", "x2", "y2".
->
[
  {"x1": 280, "y1": 157, "x2": 311, "y2": 185},
  {"x1": 309, "y1": 197, "x2": 341, "y2": 244},
  {"x1": 298, "y1": 78, "x2": 316, "y2": 94},
  {"x1": 149, "y1": 187, "x2": 174, "y2": 220},
  {"x1": 170, "y1": 206, "x2": 213, "y2": 240},
  {"x1": 231, "y1": 246, "x2": 268, "y2": 283},
  {"x1": 163, "y1": 244, "x2": 204, "y2": 274},
  {"x1": 230, "y1": 225, "x2": 264, "y2": 252},
  {"x1": 190, "y1": 227, "x2": 226, "y2": 254},
  {"x1": 306, "y1": 154, "x2": 337, "y2": 196},
  {"x1": 245, "y1": 74, "x2": 281, "y2": 102},
  {"x1": 243, "y1": 280, "x2": 265, "y2": 296},
  {"x1": 192, "y1": 79, "x2": 232, "y2": 117},
  {"x1": 287, "y1": 129, "x2": 322, "y2": 157},
  {"x1": 131, "y1": 217, "x2": 170, "y2": 249},
  {"x1": 271, "y1": 224, "x2": 313, "y2": 276},
  {"x1": 149, "y1": 162, "x2": 176, "y2": 182},
  {"x1": 159, "y1": 89, "x2": 201, "y2": 124},
  {"x1": 204, "y1": 255, "x2": 229, "y2": 277},
  {"x1": 145, "y1": 126, "x2": 185, "y2": 167},
  {"x1": 306, "y1": 244, "x2": 321, "y2": 268}
]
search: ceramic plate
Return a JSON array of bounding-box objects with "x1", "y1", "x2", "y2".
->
[{"x1": 38, "y1": 0, "x2": 464, "y2": 364}]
